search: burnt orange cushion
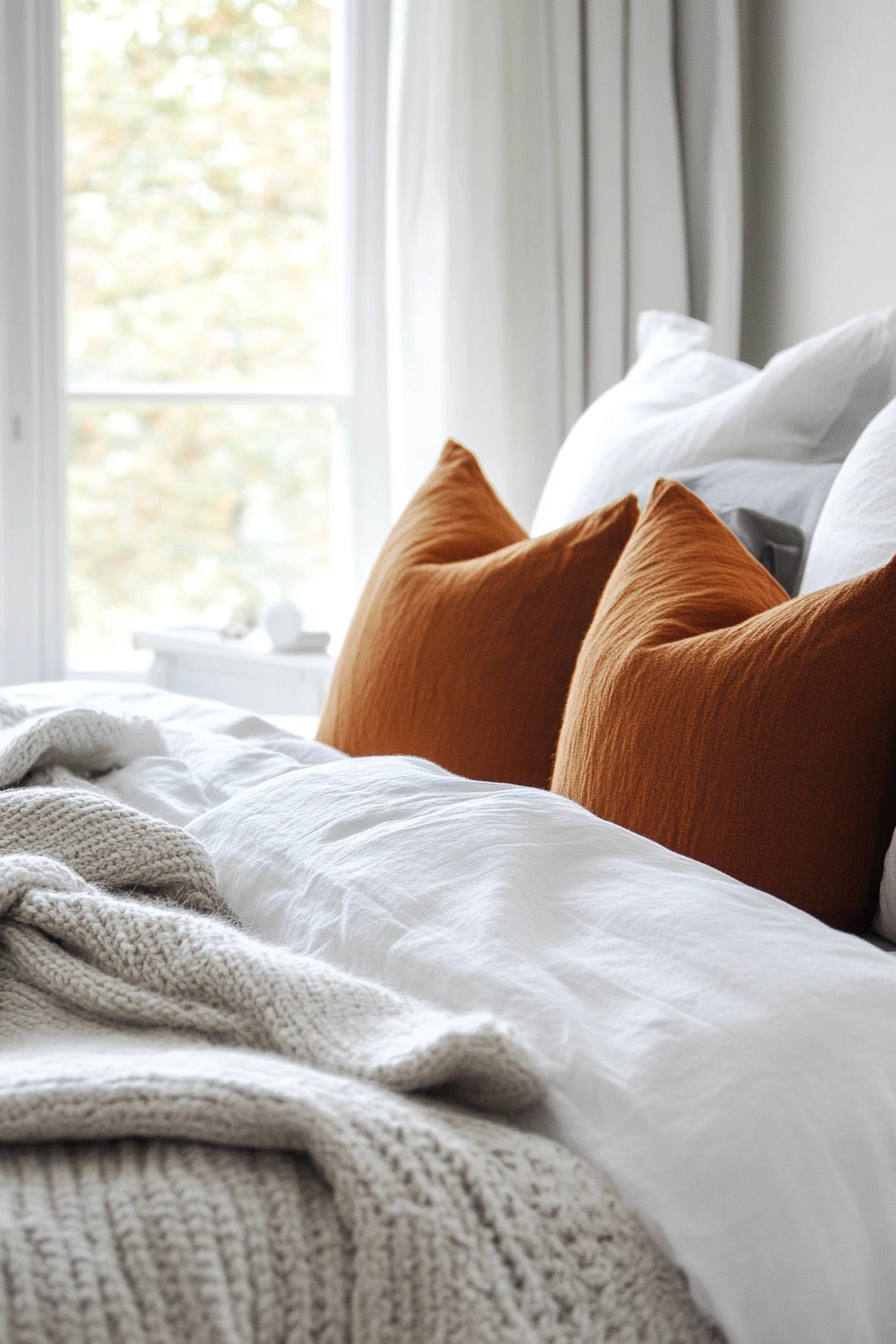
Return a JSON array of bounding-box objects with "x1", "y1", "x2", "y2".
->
[
  {"x1": 318, "y1": 440, "x2": 638, "y2": 788},
  {"x1": 552, "y1": 478, "x2": 896, "y2": 931}
]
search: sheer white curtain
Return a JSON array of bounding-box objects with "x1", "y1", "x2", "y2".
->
[
  {"x1": 378, "y1": 0, "x2": 742, "y2": 529},
  {"x1": 385, "y1": 0, "x2": 584, "y2": 525}
]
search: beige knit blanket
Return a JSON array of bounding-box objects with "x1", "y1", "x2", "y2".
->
[{"x1": 0, "y1": 700, "x2": 722, "y2": 1344}]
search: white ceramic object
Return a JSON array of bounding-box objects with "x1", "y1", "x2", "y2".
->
[{"x1": 263, "y1": 599, "x2": 305, "y2": 652}]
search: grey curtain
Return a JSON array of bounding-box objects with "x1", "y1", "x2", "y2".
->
[{"x1": 585, "y1": 0, "x2": 743, "y2": 398}]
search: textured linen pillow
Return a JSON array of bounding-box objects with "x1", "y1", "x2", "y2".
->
[
  {"x1": 800, "y1": 395, "x2": 896, "y2": 594},
  {"x1": 534, "y1": 308, "x2": 896, "y2": 532},
  {"x1": 552, "y1": 480, "x2": 896, "y2": 930},
  {"x1": 318, "y1": 440, "x2": 638, "y2": 788}
]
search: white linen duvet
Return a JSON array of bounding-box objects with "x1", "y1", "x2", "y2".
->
[{"x1": 8, "y1": 682, "x2": 896, "y2": 1344}]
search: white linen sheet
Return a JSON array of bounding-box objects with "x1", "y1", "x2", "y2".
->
[
  {"x1": 189, "y1": 758, "x2": 896, "y2": 1344},
  {"x1": 7, "y1": 681, "x2": 896, "y2": 1344},
  {"x1": 6, "y1": 682, "x2": 342, "y2": 824}
]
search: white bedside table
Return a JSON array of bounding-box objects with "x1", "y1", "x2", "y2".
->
[{"x1": 133, "y1": 627, "x2": 334, "y2": 717}]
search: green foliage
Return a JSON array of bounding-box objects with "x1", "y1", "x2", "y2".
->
[
  {"x1": 63, "y1": 0, "x2": 336, "y2": 667},
  {"x1": 64, "y1": 0, "x2": 334, "y2": 383},
  {"x1": 68, "y1": 401, "x2": 332, "y2": 667}
]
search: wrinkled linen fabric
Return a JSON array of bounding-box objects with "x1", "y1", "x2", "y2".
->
[
  {"x1": 533, "y1": 307, "x2": 896, "y2": 531},
  {"x1": 0, "y1": 693, "x2": 720, "y2": 1344},
  {"x1": 5, "y1": 681, "x2": 345, "y2": 824},
  {"x1": 190, "y1": 753, "x2": 896, "y2": 1344}
]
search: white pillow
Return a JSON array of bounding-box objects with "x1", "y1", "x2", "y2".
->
[
  {"x1": 803, "y1": 394, "x2": 896, "y2": 942},
  {"x1": 799, "y1": 395, "x2": 896, "y2": 594},
  {"x1": 532, "y1": 311, "x2": 757, "y2": 533},
  {"x1": 533, "y1": 308, "x2": 896, "y2": 534}
]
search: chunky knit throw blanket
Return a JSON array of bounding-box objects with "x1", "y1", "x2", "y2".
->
[{"x1": 0, "y1": 700, "x2": 722, "y2": 1344}]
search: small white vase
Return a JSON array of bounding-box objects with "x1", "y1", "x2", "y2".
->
[{"x1": 263, "y1": 599, "x2": 305, "y2": 651}]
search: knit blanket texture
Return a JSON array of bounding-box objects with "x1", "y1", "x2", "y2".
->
[{"x1": 0, "y1": 699, "x2": 722, "y2": 1344}]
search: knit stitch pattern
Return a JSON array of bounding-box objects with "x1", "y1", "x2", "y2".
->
[
  {"x1": 0, "y1": 697, "x2": 723, "y2": 1344},
  {"x1": 0, "y1": 701, "x2": 165, "y2": 789},
  {"x1": 0, "y1": 788, "x2": 222, "y2": 916}
]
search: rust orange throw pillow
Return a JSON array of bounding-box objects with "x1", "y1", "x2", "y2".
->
[
  {"x1": 318, "y1": 440, "x2": 638, "y2": 788},
  {"x1": 552, "y1": 479, "x2": 896, "y2": 931}
]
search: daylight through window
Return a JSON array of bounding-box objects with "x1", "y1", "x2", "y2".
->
[{"x1": 63, "y1": 0, "x2": 344, "y2": 670}]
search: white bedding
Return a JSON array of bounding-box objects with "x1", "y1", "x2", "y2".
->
[{"x1": 8, "y1": 681, "x2": 896, "y2": 1344}]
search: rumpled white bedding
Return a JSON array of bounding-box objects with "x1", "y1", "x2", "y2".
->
[{"x1": 8, "y1": 681, "x2": 896, "y2": 1344}]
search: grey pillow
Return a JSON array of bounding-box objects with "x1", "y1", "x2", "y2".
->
[
  {"x1": 711, "y1": 506, "x2": 805, "y2": 596},
  {"x1": 633, "y1": 458, "x2": 843, "y2": 596},
  {"x1": 636, "y1": 457, "x2": 841, "y2": 537}
]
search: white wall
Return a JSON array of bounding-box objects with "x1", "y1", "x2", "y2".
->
[{"x1": 742, "y1": 0, "x2": 896, "y2": 365}]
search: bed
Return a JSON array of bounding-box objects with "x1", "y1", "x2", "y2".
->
[{"x1": 5, "y1": 308, "x2": 896, "y2": 1344}]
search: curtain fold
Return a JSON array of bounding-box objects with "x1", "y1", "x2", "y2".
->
[
  {"x1": 382, "y1": 0, "x2": 741, "y2": 530},
  {"x1": 386, "y1": 0, "x2": 583, "y2": 525},
  {"x1": 675, "y1": 0, "x2": 742, "y2": 359}
]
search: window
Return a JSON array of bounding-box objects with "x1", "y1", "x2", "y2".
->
[
  {"x1": 0, "y1": 0, "x2": 389, "y2": 686},
  {"x1": 65, "y1": 0, "x2": 347, "y2": 673}
]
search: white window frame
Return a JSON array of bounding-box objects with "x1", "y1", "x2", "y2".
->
[
  {"x1": 0, "y1": 0, "x2": 390, "y2": 687},
  {"x1": 0, "y1": 0, "x2": 66, "y2": 685}
]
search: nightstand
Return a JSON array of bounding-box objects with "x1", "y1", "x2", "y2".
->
[{"x1": 133, "y1": 627, "x2": 334, "y2": 716}]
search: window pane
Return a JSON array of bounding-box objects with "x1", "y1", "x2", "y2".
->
[
  {"x1": 67, "y1": 402, "x2": 334, "y2": 670},
  {"x1": 63, "y1": 0, "x2": 336, "y2": 385}
]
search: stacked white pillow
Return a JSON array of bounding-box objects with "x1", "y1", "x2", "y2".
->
[
  {"x1": 797, "y1": 391, "x2": 896, "y2": 943},
  {"x1": 533, "y1": 307, "x2": 896, "y2": 535},
  {"x1": 799, "y1": 395, "x2": 896, "y2": 595},
  {"x1": 533, "y1": 312, "x2": 756, "y2": 533}
]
